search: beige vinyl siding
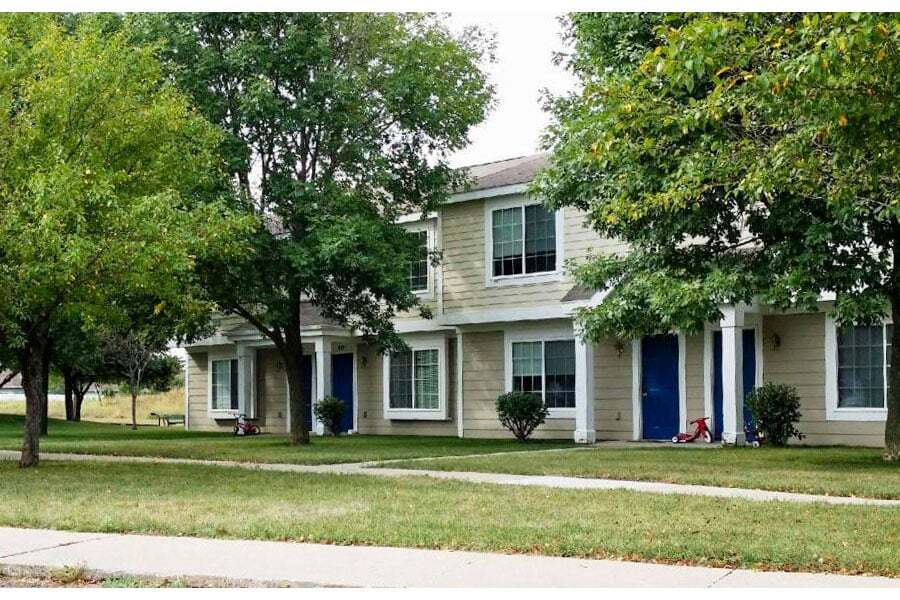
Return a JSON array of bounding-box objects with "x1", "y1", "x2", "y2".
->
[
  {"x1": 255, "y1": 349, "x2": 288, "y2": 433},
  {"x1": 186, "y1": 348, "x2": 290, "y2": 433},
  {"x1": 683, "y1": 333, "x2": 706, "y2": 427},
  {"x1": 461, "y1": 330, "x2": 574, "y2": 439},
  {"x1": 762, "y1": 312, "x2": 883, "y2": 447},
  {"x1": 440, "y1": 198, "x2": 625, "y2": 313},
  {"x1": 185, "y1": 350, "x2": 231, "y2": 432},
  {"x1": 356, "y1": 340, "x2": 458, "y2": 436},
  {"x1": 594, "y1": 338, "x2": 634, "y2": 440}
]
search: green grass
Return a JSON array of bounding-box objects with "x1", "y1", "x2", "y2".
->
[
  {"x1": 1, "y1": 460, "x2": 899, "y2": 576},
  {"x1": 0, "y1": 414, "x2": 570, "y2": 465},
  {"x1": 386, "y1": 445, "x2": 900, "y2": 499}
]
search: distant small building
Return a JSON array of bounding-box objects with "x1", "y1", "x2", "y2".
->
[{"x1": 0, "y1": 371, "x2": 23, "y2": 397}]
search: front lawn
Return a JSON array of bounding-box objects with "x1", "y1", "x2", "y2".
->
[
  {"x1": 1, "y1": 460, "x2": 899, "y2": 576},
  {"x1": 385, "y1": 445, "x2": 900, "y2": 500},
  {"x1": 0, "y1": 414, "x2": 570, "y2": 465}
]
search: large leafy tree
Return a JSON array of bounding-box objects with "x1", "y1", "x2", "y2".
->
[
  {"x1": 134, "y1": 13, "x2": 494, "y2": 444},
  {"x1": 0, "y1": 14, "x2": 245, "y2": 466},
  {"x1": 535, "y1": 13, "x2": 900, "y2": 457}
]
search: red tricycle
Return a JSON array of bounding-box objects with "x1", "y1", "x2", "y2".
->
[
  {"x1": 233, "y1": 414, "x2": 260, "y2": 436},
  {"x1": 671, "y1": 416, "x2": 713, "y2": 444}
]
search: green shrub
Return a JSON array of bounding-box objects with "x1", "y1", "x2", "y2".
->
[
  {"x1": 496, "y1": 392, "x2": 549, "y2": 442},
  {"x1": 313, "y1": 396, "x2": 345, "y2": 435},
  {"x1": 745, "y1": 383, "x2": 804, "y2": 446}
]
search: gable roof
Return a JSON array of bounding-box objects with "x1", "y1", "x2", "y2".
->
[{"x1": 459, "y1": 153, "x2": 548, "y2": 193}]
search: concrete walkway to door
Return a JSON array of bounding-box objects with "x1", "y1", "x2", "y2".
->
[
  {"x1": 2, "y1": 449, "x2": 899, "y2": 507},
  {"x1": 1, "y1": 527, "x2": 897, "y2": 587}
]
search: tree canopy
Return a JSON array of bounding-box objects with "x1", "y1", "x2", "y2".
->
[
  {"x1": 0, "y1": 14, "x2": 247, "y2": 465},
  {"x1": 535, "y1": 13, "x2": 900, "y2": 456},
  {"x1": 134, "y1": 13, "x2": 495, "y2": 443}
]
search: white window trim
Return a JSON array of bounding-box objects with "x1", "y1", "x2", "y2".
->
[
  {"x1": 382, "y1": 333, "x2": 449, "y2": 420},
  {"x1": 207, "y1": 349, "x2": 239, "y2": 418},
  {"x1": 825, "y1": 315, "x2": 890, "y2": 422},
  {"x1": 504, "y1": 323, "x2": 576, "y2": 419},
  {"x1": 404, "y1": 221, "x2": 435, "y2": 298},
  {"x1": 483, "y1": 195, "x2": 564, "y2": 288}
]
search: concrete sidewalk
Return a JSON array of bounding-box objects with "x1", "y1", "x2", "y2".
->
[
  {"x1": 0, "y1": 527, "x2": 896, "y2": 587},
  {"x1": 2, "y1": 450, "x2": 899, "y2": 507}
]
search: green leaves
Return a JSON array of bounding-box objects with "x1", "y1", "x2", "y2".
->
[
  {"x1": 0, "y1": 15, "x2": 243, "y2": 352},
  {"x1": 536, "y1": 13, "x2": 900, "y2": 341},
  {"x1": 137, "y1": 14, "x2": 494, "y2": 353}
]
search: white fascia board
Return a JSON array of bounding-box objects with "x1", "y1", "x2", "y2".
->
[
  {"x1": 445, "y1": 183, "x2": 530, "y2": 205},
  {"x1": 393, "y1": 319, "x2": 457, "y2": 334},
  {"x1": 438, "y1": 304, "x2": 575, "y2": 326},
  {"x1": 396, "y1": 211, "x2": 438, "y2": 224}
]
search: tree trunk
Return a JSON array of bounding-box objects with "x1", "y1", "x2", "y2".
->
[
  {"x1": 283, "y1": 336, "x2": 310, "y2": 445},
  {"x1": 19, "y1": 337, "x2": 48, "y2": 468},
  {"x1": 40, "y1": 349, "x2": 50, "y2": 436},
  {"x1": 73, "y1": 385, "x2": 88, "y2": 422},
  {"x1": 130, "y1": 385, "x2": 138, "y2": 431},
  {"x1": 63, "y1": 372, "x2": 74, "y2": 421},
  {"x1": 886, "y1": 292, "x2": 900, "y2": 460}
]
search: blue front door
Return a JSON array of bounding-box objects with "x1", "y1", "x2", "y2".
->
[
  {"x1": 302, "y1": 355, "x2": 313, "y2": 431},
  {"x1": 641, "y1": 335, "x2": 680, "y2": 440},
  {"x1": 712, "y1": 329, "x2": 756, "y2": 440},
  {"x1": 331, "y1": 353, "x2": 354, "y2": 433}
]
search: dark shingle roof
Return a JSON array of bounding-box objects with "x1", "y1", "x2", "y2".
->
[
  {"x1": 459, "y1": 153, "x2": 548, "y2": 193},
  {"x1": 561, "y1": 285, "x2": 596, "y2": 303}
]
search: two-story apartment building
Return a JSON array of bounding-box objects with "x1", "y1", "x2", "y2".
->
[{"x1": 183, "y1": 153, "x2": 888, "y2": 447}]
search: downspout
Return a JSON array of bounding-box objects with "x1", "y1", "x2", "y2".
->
[
  {"x1": 183, "y1": 352, "x2": 190, "y2": 430},
  {"x1": 455, "y1": 326, "x2": 464, "y2": 438}
]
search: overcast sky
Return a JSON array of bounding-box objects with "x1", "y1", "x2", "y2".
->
[{"x1": 446, "y1": 14, "x2": 578, "y2": 168}]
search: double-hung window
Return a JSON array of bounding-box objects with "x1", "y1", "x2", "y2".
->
[
  {"x1": 837, "y1": 324, "x2": 892, "y2": 409},
  {"x1": 491, "y1": 203, "x2": 557, "y2": 278},
  {"x1": 826, "y1": 317, "x2": 891, "y2": 421},
  {"x1": 408, "y1": 230, "x2": 429, "y2": 293},
  {"x1": 210, "y1": 358, "x2": 239, "y2": 411},
  {"x1": 511, "y1": 339, "x2": 576, "y2": 410},
  {"x1": 383, "y1": 336, "x2": 447, "y2": 420}
]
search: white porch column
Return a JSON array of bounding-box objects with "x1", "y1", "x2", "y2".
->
[
  {"x1": 236, "y1": 345, "x2": 257, "y2": 419},
  {"x1": 720, "y1": 305, "x2": 745, "y2": 445},
  {"x1": 313, "y1": 337, "x2": 332, "y2": 435},
  {"x1": 574, "y1": 336, "x2": 596, "y2": 444}
]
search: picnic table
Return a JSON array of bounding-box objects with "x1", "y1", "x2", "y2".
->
[{"x1": 150, "y1": 413, "x2": 185, "y2": 427}]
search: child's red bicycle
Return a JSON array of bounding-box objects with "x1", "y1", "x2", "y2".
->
[{"x1": 671, "y1": 416, "x2": 713, "y2": 444}]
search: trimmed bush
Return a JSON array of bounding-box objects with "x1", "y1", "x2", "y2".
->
[
  {"x1": 745, "y1": 383, "x2": 804, "y2": 446},
  {"x1": 496, "y1": 392, "x2": 549, "y2": 442},
  {"x1": 313, "y1": 396, "x2": 345, "y2": 436}
]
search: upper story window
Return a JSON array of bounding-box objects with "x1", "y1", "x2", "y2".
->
[
  {"x1": 210, "y1": 358, "x2": 238, "y2": 411},
  {"x1": 491, "y1": 203, "x2": 557, "y2": 278},
  {"x1": 408, "y1": 229, "x2": 429, "y2": 293},
  {"x1": 837, "y1": 324, "x2": 892, "y2": 409}
]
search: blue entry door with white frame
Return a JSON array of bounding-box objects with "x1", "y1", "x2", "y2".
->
[
  {"x1": 712, "y1": 328, "x2": 756, "y2": 440},
  {"x1": 331, "y1": 353, "x2": 355, "y2": 433},
  {"x1": 641, "y1": 334, "x2": 680, "y2": 440}
]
